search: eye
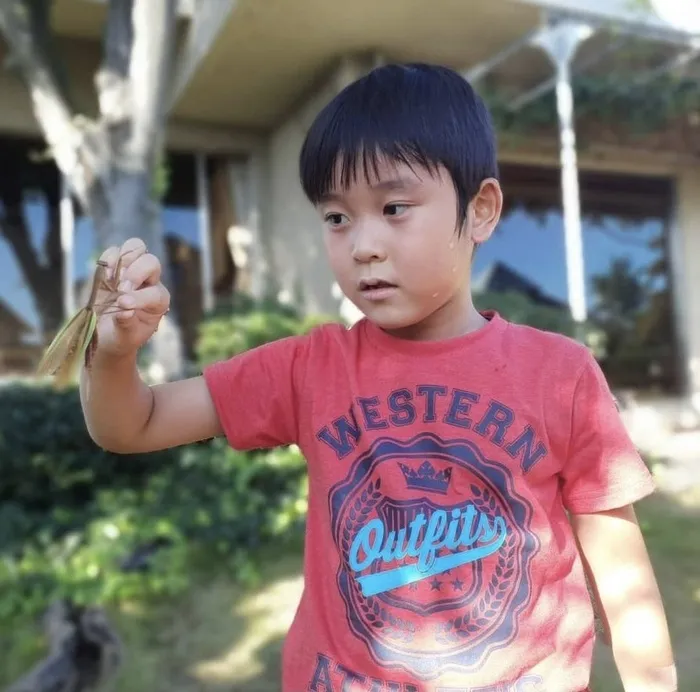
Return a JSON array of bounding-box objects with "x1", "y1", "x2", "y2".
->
[
  {"x1": 384, "y1": 203, "x2": 410, "y2": 217},
  {"x1": 324, "y1": 212, "x2": 349, "y2": 227}
]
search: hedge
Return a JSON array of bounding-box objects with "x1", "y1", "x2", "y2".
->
[{"x1": 0, "y1": 295, "x2": 335, "y2": 621}]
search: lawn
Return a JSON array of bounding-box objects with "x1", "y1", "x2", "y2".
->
[{"x1": 3, "y1": 486, "x2": 698, "y2": 691}]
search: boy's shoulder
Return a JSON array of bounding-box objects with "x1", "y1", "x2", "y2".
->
[
  {"x1": 502, "y1": 318, "x2": 590, "y2": 354},
  {"x1": 302, "y1": 314, "x2": 596, "y2": 376}
]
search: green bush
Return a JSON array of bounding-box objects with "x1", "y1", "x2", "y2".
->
[
  {"x1": 0, "y1": 383, "x2": 178, "y2": 543},
  {"x1": 196, "y1": 293, "x2": 339, "y2": 366},
  {"x1": 0, "y1": 296, "x2": 336, "y2": 622},
  {"x1": 0, "y1": 438, "x2": 307, "y2": 620}
]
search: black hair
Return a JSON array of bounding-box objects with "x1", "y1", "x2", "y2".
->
[{"x1": 299, "y1": 62, "x2": 499, "y2": 232}]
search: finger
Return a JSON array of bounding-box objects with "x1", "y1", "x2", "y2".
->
[
  {"x1": 112, "y1": 237, "x2": 149, "y2": 283},
  {"x1": 113, "y1": 308, "x2": 136, "y2": 325},
  {"x1": 120, "y1": 253, "x2": 162, "y2": 291},
  {"x1": 97, "y1": 246, "x2": 121, "y2": 278},
  {"x1": 118, "y1": 237, "x2": 149, "y2": 266},
  {"x1": 117, "y1": 284, "x2": 170, "y2": 315}
]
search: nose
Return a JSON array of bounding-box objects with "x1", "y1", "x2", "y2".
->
[{"x1": 351, "y1": 221, "x2": 387, "y2": 264}]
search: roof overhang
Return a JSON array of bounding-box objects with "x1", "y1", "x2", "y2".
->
[
  {"x1": 11, "y1": 0, "x2": 700, "y2": 133},
  {"x1": 465, "y1": 0, "x2": 700, "y2": 115}
]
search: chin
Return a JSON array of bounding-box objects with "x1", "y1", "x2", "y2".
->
[{"x1": 362, "y1": 305, "x2": 426, "y2": 333}]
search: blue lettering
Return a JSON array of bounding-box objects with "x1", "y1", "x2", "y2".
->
[
  {"x1": 444, "y1": 389, "x2": 479, "y2": 429},
  {"x1": 335, "y1": 663, "x2": 365, "y2": 691},
  {"x1": 388, "y1": 388, "x2": 416, "y2": 426},
  {"x1": 357, "y1": 396, "x2": 389, "y2": 430},
  {"x1": 474, "y1": 401, "x2": 514, "y2": 445},
  {"x1": 308, "y1": 653, "x2": 334, "y2": 691},
  {"x1": 505, "y1": 425, "x2": 548, "y2": 472},
  {"x1": 350, "y1": 505, "x2": 508, "y2": 597},
  {"x1": 348, "y1": 519, "x2": 384, "y2": 571},
  {"x1": 316, "y1": 407, "x2": 362, "y2": 458},
  {"x1": 369, "y1": 681, "x2": 402, "y2": 692},
  {"x1": 314, "y1": 386, "x2": 549, "y2": 470},
  {"x1": 416, "y1": 384, "x2": 447, "y2": 422}
]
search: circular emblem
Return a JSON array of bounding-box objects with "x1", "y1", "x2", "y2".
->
[{"x1": 329, "y1": 432, "x2": 540, "y2": 680}]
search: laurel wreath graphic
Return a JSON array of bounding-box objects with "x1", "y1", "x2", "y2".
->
[
  {"x1": 434, "y1": 484, "x2": 515, "y2": 644},
  {"x1": 340, "y1": 478, "x2": 416, "y2": 643},
  {"x1": 339, "y1": 476, "x2": 518, "y2": 647}
]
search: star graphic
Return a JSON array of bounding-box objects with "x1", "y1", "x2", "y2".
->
[
  {"x1": 451, "y1": 577, "x2": 465, "y2": 592},
  {"x1": 430, "y1": 577, "x2": 442, "y2": 591},
  {"x1": 408, "y1": 581, "x2": 419, "y2": 592}
]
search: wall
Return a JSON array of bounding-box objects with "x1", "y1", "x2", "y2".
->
[
  {"x1": 674, "y1": 167, "x2": 700, "y2": 403},
  {"x1": 265, "y1": 55, "x2": 377, "y2": 315}
]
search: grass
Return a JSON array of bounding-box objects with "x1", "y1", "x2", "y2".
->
[
  {"x1": 590, "y1": 485, "x2": 700, "y2": 691},
  {"x1": 2, "y1": 487, "x2": 699, "y2": 691}
]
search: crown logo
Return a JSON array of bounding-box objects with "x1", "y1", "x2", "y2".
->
[{"x1": 399, "y1": 461, "x2": 452, "y2": 495}]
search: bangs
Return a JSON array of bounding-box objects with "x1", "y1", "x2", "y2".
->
[
  {"x1": 300, "y1": 106, "x2": 443, "y2": 202},
  {"x1": 299, "y1": 63, "x2": 499, "y2": 225}
]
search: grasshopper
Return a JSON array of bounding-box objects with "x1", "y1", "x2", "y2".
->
[{"x1": 36, "y1": 254, "x2": 127, "y2": 388}]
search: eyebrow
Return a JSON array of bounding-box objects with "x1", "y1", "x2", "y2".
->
[{"x1": 319, "y1": 177, "x2": 420, "y2": 204}]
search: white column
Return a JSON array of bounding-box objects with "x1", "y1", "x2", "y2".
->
[
  {"x1": 59, "y1": 175, "x2": 75, "y2": 318},
  {"x1": 534, "y1": 20, "x2": 593, "y2": 327},
  {"x1": 195, "y1": 152, "x2": 214, "y2": 313}
]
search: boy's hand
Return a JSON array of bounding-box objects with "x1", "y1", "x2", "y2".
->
[{"x1": 95, "y1": 237, "x2": 171, "y2": 359}]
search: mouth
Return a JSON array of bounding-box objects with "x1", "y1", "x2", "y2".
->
[
  {"x1": 358, "y1": 278, "x2": 397, "y2": 292},
  {"x1": 357, "y1": 278, "x2": 398, "y2": 301}
]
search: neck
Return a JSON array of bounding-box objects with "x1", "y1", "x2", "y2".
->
[{"x1": 384, "y1": 293, "x2": 487, "y2": 342}]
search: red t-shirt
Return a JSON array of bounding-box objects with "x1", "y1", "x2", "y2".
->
[{"x1": 203, "y1": 311, "x2": 655, "y2": 692}]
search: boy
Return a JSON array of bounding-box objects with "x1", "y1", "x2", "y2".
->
[{"x1": 80, "y1": 63, "x2": 676, "y2": 692}]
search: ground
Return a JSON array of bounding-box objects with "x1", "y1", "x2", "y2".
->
[{"x1": 4, "y1": 470, "x2": 699, "y2": 691}]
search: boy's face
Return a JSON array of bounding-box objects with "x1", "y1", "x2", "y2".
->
[{"x1": 317, "y1": 155, "x2": 502, "y2": 339}]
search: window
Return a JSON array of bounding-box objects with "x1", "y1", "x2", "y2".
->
[{"x1": 475, "y1": 163, "x2": 681, "y2": 394}]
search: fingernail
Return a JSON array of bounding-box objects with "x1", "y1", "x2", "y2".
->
[
  {"x1": 119, "y1": 295, "x2": 135, "y2": 308},
  {"x1": 119, "y1": 280, "x2": 133, "y2": 292}
]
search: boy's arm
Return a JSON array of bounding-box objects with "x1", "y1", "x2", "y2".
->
[
  {"x1": 557, "y1": 347, "x2": 675, "y2": 691},
  {"x1": 78, "y1": 237, "x2": 307, "y2": 454},
  {"x1": 80, "y1": 350, "x2": 223, "y2": 453},
  {"x1": 572, "y1": 505, "x2": 676, "y2": 692}
]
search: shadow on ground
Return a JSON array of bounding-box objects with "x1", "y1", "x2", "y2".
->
[{"x1": 112, "y1": 550, "x2": 301, "y2": 692}]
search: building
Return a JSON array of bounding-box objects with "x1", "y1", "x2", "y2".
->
[{"x1": 1, "y1": 0, "x2": 699, "y2": 423}]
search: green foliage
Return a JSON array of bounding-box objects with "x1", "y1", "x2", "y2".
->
[
  {"x1": 482, "y1": 71, "x2": 700, "y2": 144},
  {"x1": 151, "y1": 151, "x2": 170, "y2": 201},
  {"x1": 196, "y1": 292, "x2": 339, "y2": 366},
  {"x1": 0, "y1": 433, "x2": 307, "y2": 621},
  {"x1": 0, "y1": 298, "x2": 336, "y2": 624},
  {"x1": 0, "y1": 383, "x2": 177, "y2": 524}
]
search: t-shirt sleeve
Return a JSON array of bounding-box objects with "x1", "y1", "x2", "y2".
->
[
  {"x1": 560, "y1": 349, "x2": 656, "y2": 514},
  {"x1": 201, "y1": 333, "x2": 309, "y2": 451}
]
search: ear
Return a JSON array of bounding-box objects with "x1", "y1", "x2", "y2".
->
[{"x1": 468, "y1": 178, "x2": 503, "y2": 245}]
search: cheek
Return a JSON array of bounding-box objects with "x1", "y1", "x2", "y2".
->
[
  {"x1": 324, "y1": 233, "x2": 353, "y2": 279},
  {"x1": 404, "y1": 235, "x2": 468, "y2": 282}
]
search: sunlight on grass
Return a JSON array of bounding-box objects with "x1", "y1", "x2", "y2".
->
[
  {"x1": 191, "y1": 573, "x2": 303, "y2": 685},
  {"x1": 674, "y1": 485, "x2": 700, "y2": 509}
]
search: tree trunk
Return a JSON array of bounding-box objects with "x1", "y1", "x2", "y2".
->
[
  {"x1": 0, "y1": 0, "x2": 237, "y2": 379},
  {"x1": 84, "y1": 169, "x2": 184, "y2": 380}
]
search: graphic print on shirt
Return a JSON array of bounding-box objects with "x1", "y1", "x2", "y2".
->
[{"x1": 328, "y1": 430, "x2": 541, "y2": 681}]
